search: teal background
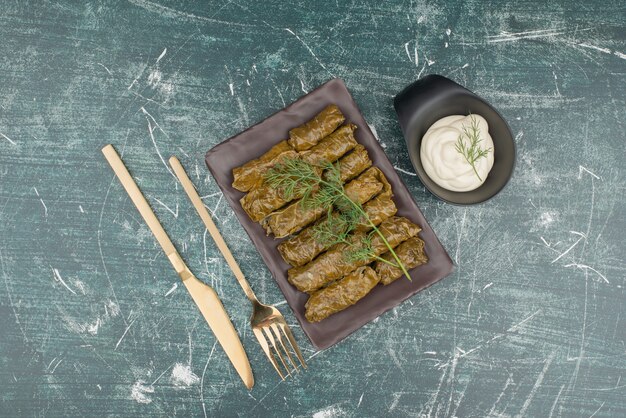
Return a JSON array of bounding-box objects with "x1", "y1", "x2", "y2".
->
[{"x1": 1, "y1": 0, "x2": 624, "y2": 416}]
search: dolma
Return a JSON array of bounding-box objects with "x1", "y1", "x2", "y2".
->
[
  {"x1": 241, "y1": 125, "x2": 356, "y2": 223},
  {"x1": 305, "y1": 266, "x2": 380, "y2": 322},
  {"x1": 343, "y1": 167, "x2": 389, "y2": 205},
  {"x1": 287, "y1": 216, "x2": 421, "y2": 293},
  {"x1": 278, "y1": 213, "x2": 343, "y2": 267},
  {"x1": 370, "y1": 217, "x2": 421, "y2": 255},
  {"x1": 240, "y1": 160, "x2": 322, "y2": 223},
  {"x1": 263, "y1": 148, "x2": 373, "y2": 238},
  {"x1": 301, "y1": 124, "x2": 358, "y2": 166},
  {"x1": 375, "y1": 237, "x2": 428, "y2": 285},
  {"x1": 278, "y1": 193, "x2": 397, "y2": 266},
  {"x1": 240, "y1": 181, "x2": 295, "y2": 222},
  {"x1": 231, "y1": 141, "x2": 295, "y2": 192},
  {"x1": 262, "y1": 204, "x2": 326, "y2": 239},
  {"x1": 288, "y1": 104, "x2": 345, "y2": 151},
  {"x1": 355, "y1": 193, "x2": 397, "y2": 230},
  {"x1": 324, "y1": 144, "x2": 371, "y2": 183}
]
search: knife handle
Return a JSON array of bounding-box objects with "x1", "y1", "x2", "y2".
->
[{"x1": 102, "y1": 144, "x2": 193, "y2": 281}]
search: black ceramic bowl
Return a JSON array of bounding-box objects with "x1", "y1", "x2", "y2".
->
[{"x1": 394, "y1": 75, "x2": 515, "y2": 205}]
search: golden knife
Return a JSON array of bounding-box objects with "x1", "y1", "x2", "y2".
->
[{"x1": 101, "y1": 144, "x2": 254, "y2": 390}]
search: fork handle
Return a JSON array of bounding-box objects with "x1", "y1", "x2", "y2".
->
[{"x1": 169, "y1": 156, "x2": 259, "y2": 303}]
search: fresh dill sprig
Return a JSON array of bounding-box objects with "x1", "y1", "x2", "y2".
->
[
  {"x1": 311, "y1": 204, "x2": 364, "y2": 248},
  {"x1": 345, "y1": 233, "x2": 400, "y2": 268},
  {"x1": 265, "y1": 158, "x2": 321, "y2": 203},
  {"x1": 312, "y1": 211, "x2": 350, "y2": 247},
  {"x1": 265, "y1": 156, "x2": 411, "y2": 281},
  {"x1": 454, "y1": 114, "x2": 492, "y2": 181},
  {"x1": 346, "y1": 234, "x2": 374, "y2": 263}
]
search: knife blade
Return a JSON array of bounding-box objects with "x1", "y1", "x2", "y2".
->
[{"x1": 101, "y1": 144, "x2": 254, "y2": 390}]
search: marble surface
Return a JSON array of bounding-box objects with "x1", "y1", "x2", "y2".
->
[{"x1": 0, "y1": 0, "x2": 624, "y2": 416}]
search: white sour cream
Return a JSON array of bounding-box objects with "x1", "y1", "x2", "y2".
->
[{"x1": 420, "y1": 114, "x2": 494, "y2": 192}]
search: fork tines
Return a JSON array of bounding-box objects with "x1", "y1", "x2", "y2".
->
[{"x1": 253, "y1": 321, "x2": 307, "y2": 379}]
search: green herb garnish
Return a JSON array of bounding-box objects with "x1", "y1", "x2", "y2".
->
[
  {"x1": 266, "y1": 158, "x2": 411, "y2": 280},
  {"x1": 454, "y1": 114, "x2": 491, "y2": 181}
]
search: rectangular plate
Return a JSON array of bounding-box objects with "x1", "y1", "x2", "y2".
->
[{"x1": 205, "y1": 79, "x2": 453, "y2": 350}]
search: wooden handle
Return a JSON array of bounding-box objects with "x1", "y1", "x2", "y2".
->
[
  {"x1": 102, "y1": 145, "x2": 193, "y2": 280},
  {"x1": 169, "y1": 156, "x2": 258, "y2": 302}
]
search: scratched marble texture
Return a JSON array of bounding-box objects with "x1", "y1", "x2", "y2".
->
[{"x1": 0, "y1": 0, "x2": 624, "y2": 417}]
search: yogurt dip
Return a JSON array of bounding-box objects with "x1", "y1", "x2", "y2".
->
[{"x1": 420, "y1": 114, "x2": 494, "y2": 192}]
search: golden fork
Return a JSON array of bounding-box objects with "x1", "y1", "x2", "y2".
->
[{"x1": 169, "y1": 156, "x2": 307, "y2": 379}]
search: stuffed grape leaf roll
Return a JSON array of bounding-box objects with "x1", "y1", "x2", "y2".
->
[
  {"x1": 240, "y1": 125, "x2": 357, "y2": 223},
  {"x1": 301, "y1": 124, "x2": 357, "y2": 166},
  {"x1": 288, "y1": 104, "x2": 345, "y2": 151},
  {"x1": 287, "y1": 216, "x2": 421, "y2": 293},
  {"x1": 375, "y1": 237, "x2": 428, "y2": 285},
  {"x1": 324, "y1": 144, "x2": 371, "y2": 183},
  {"x1": 262, "y1": 204, "x2": 326, "y2": 239},
  {"x1": 342, "y1": 167, "x2": 384, "y2": 205},
  {"x1": 277, "y1": 193, "x2": 397, "y2": 267},
  {"x1": 240, "y1": 179, "x2": 302, "y2": 223},
  {"x1": 262, "y1": 146, "x2": 373, "y2": 238},
  {"x1": 305, "y1": 266, "x2": 380, "y2": 322},
  {"x1": 354, "y1": 193, "x2": 397, "y2": 231},
  {"x1": 231, "y1": 141, "x2": 296, "y2": 192}
]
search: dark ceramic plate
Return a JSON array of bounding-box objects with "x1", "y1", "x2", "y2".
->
[
  {"x1": 394, "y1": 75, "x2": 515, "y2": 205},
  {"x1": 205, "y1": 79, "x2": 453, "y2": 350}
]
